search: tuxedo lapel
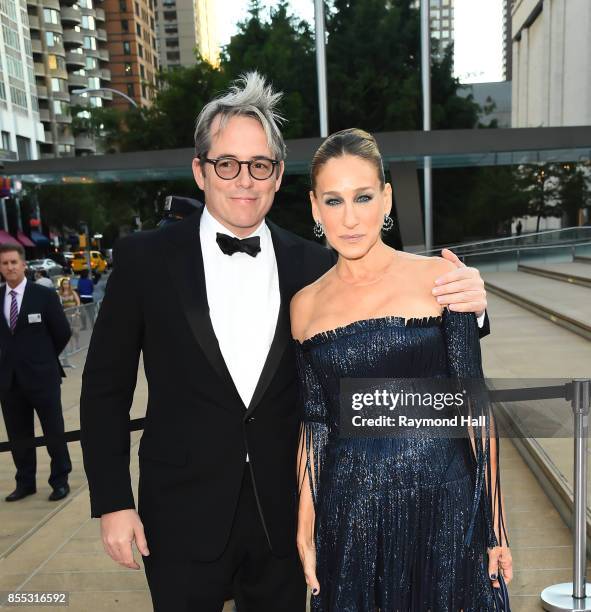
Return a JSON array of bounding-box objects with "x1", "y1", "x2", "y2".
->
[
  {"x1": 245, "y1": 220, "x2": 301, "y2": 416},
  {"x1": 163, "y1": 210, "x2": 245, "y2": 410}
]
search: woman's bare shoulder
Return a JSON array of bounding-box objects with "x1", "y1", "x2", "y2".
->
[
  {"x1": 397, "y1": 252, "x2": 455, "y2": 279},
  {"x1": 290, "y1": 268, "x2": 335, "y2": 340}
]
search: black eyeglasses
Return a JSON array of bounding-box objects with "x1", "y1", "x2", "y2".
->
[{"x1": 201, "y1": 156, "x2": 279, "y2": 181}]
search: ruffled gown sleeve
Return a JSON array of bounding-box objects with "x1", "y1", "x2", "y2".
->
[
  {"x1": 442, "y1": 307, "x2": 509, "y2": 550},
  {"x1": 294, "y1": 341, "x2": 329, "y2": 509}
]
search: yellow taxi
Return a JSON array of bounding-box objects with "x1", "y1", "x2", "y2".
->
[{"x1": 71, "y1": 251, "x2": 108, "y2": 274}]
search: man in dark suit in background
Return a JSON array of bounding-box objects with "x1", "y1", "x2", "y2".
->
[
  {"x1": 80, "y1": 72, "x2": 490, "y2": 612},
  {"x1": 0, "y1": 243, "x2": 72, "y2": 502}
]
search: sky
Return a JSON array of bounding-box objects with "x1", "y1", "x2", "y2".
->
[{"x1": 215, "y1": 0, "x2": 504, "y2": 84}]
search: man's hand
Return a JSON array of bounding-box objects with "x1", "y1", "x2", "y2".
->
[
  {"x1": 433, "y1": 248, "x2": 487, "y2": 318},
  {"x1": 100, "y1": 509, "x2": 149, "y2": 569}
]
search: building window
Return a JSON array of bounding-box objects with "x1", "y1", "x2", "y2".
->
[
  {"x1": 83, "y1": 36, "x2": 97, "y2": 50},
  {"x1": 16, "y1": 136, "x2": 31, "y2": 160},
  {"x1": 6, "y1": 55, "x2": 24, "y2": 80},
  {"x1": 166, "y1": 51, "x2": 179, "y2": 62},
  {"x1": 166, "y1": 38, "x2": 178, "y2": 48},
  {"x1": 1, "y1": 131, "x2": 11, "y2": 151},
  {"x1": 82, "y1": 15, "x2": 95, "y2": 30},
  {"x1": 119, "y1": 0, "x2": 126, "y2": 10},
  {"x1": 138, "y1": 43, "x2": 143, "y2": 58},
  {"x1": 45, "y1": 31, "x2": 62, "y2": 46},
  {"x1": 88, "y1": 76, "x2": 100, "y2": 88},
  {"x1": 163, "y1": 10, "x2": 176, "y2": 20},
  {"x1": 150, "y1": 16, "x2": 154, "y2": 29},
  {"x1": 164, "y1": 25, "x2": 177, "y2": 34},
  {"x1": 136, "y1": 23, "x2": 141, "y2": 36},
  {"x1": 127, "y1": 83, "x2": 134, "y2": 97},
  {"x1": 79, "y1": 0, "x2": 93, "y2": 7},
  {"x1": 85, "y1": 56, "x2": 98, "y2": 70},
  {"x1": 123, "y1": 40, "x2": 131, "y2": 54},
  {"x1": 139, "y1": 64, "x2": 144, "y2": 78},
  {"x1": 53, "y1": 99, "x2": 67, "y2": 115},
  {"x1": 2, "y1": 24, "x2": 19, "y2": 49},
  {"x1": 51, "y1": 77, "x2": 62, "y2": 92},
  {"x1": 10, "y1": 86, "x2": 28, "y2": 108},
  {"x1": 134, "y1": 1, "x2": 139, "y2": 15},
  {"x1": 43, "y1": 8, "x2": 59, "y2": 24},
  {"x1": 121, "y1": 19, "x2": 128, "y2": 31},
  {"x1": 1, "y1": 0, "x2": 17, "y2": 20},
  {"x1": 124, "y1": 62, "x2": 132, "y2": 74}
]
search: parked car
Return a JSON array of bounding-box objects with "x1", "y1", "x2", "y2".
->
[
  {"x1": 27, "y1": 258, "x2": 64, "y2": 276},
  {"x1": 71, "y1": 251, "x2": 108, "y2": 275}
]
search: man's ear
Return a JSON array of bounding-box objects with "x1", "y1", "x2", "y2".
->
[
  {"x1": 192, "y1": 158, "x2": 205, "y2": 191},
  {"x1": 274, "y1": 160, "x2": 285, "y2": 193}
]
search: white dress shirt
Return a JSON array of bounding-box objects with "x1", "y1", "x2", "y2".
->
[{"x1": 200, "y1": 206, "x2": 280, "y2": 410}]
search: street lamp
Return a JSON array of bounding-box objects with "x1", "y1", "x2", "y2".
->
[{"x1": 72, "y1": 87, "x2": 139, "y2": 108}]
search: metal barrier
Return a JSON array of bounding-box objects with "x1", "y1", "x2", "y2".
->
[{"x1": 60, "y1": 300, "x2": 102, "y2": 368}]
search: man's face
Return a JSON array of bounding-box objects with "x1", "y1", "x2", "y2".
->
[
  {"x1": 0, "y1": 251, "x2": 26, "y2": 286},
  {"x1": 192, "y1": 114, "x2": 284, "y2": 238}
]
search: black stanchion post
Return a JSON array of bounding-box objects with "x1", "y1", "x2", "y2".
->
[{"x1": 541, "y1": 379, "x2": 591, "y2": 611}]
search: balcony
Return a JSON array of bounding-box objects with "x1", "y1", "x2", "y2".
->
[
  {"x1": 99, "y1": 68, "x2": 111, "y2": 80},
  {"x1": 75, "y1": 134, "x2": 95, "y2": 152},
  {"x1": 61, "y1": 6, "x2": 81, "y2": 24},
  {"x1": 96, "y1": 28, "x2": 106, "y2": 41},
  {"x1": 52, "y1": 89, "x2": 70, "y2": 102},
  {"x1": 68, "y1": 73, "x2": 87, "y2": 88},
  {"x1": 34, "y1": 62, "x2": 45, "y2": 76},
  {"x1": 98, "y1": 48, "x2": 109, "y2": 61},
  {"x1": 42, "y1": 0, "x2": 60, "y2": 8},
  {"x1": 31, "y1": 39, "x2": 42, "y2": 53},
  {"x1": 62, "y1": 29, "x2": 83, "y2": 47},
  {"x1": 65, "y1": 51, "x2": 85, "y2": 67},
  {"x1": 28, "y1": 14, "x2": 40, "y2": 29},
  {"x1": 55, "y1": 112, "x2": 72, "y2": 124},
  {"x1": 39, "y1": 108, "x2": 50, "y2": 122},
  {"x1": 57, "y1": 131, "x2": 75, "y2": 146},
  {"x1": 95, "y1": 7, "x2": 105, "y2": 21},
  {"x1": 36, "y1": 84, "x2": 48, "y2": 98},
  {"x1": 70, "y1": 93, "x2": 89, "y2": 107},
  {"x1": 43, "y1": 131, "x2": 53, "y2": 144}
]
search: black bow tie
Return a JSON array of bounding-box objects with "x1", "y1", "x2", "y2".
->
[{"x1": 216, "y1": 232, "x2": 261, "y2": 257}]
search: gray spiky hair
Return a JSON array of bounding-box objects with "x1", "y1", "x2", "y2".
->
[{"x1": 194, "y1": 71, "x2": 287, "y2": 162}]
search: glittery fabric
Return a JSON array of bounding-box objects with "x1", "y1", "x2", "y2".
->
[{"x1": 295, "y1": 309, "x2": 507, "y2": 612}]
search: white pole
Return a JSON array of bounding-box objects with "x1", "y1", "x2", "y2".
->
[
  {"x1": 314, "y1": 0, "x2": 329, "y2": 137},
  {"x1": 421, "y1": 0, "x2": 433, "y2": 251}
]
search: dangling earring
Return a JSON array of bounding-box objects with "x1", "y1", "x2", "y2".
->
[
  {"x1": 382, "y1": 214, "x2": 394, "y2": 232},
  {"x1": 313, "y1": 220, "x2": 324, "y2": 238}
]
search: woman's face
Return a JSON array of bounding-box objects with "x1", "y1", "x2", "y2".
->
[
  {"x1": 61, "y1": 280, "x2": 70, "y2": 290},
  {"x1": 310, "y1": 154, "x2": 392, "y2": 260}
]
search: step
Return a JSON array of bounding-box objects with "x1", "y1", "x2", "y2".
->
[
  {"x1": 484, "y1": 272, "x2": 591, "y2": 341},
  {"x1": 518, "y1": 263, "x2": 591, "y2": 288},
  {"x1": 575, "y1": 255, "x2": 591, "y2": 264}
]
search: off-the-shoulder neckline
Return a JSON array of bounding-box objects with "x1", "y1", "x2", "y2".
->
[{"x1": 295, "y1": 313, "x2": 446, "y2": 348}]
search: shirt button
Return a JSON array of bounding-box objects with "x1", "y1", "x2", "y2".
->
[{"x1": 245, "y1": 416, "x2": 255, "y2": 424}]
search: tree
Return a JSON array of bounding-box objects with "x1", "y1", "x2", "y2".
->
[
  {"x1": 554, "y1": 163, "x2": 591, "y2": 227},
  {"x1": 220, "y1": 0, "x2": 317, "y2": 139},
  {"x1": 515, "y1": 164, "x2": 562, "y2": 232}
]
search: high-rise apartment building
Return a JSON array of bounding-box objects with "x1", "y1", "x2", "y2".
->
[
  {"x1": 411, "y1": 0, "x2": 454, "y2": 59},
  {"x1": 502, "y1": 0, "x2": 512, "y2": 80},
  {"x1": 155, "y1": 0, "x2": 218, "y2": 70},
  {"x1": 0, "y1": 0, "x2": 45, "y2": 160},
  {"x1": 103, "y1": 0, "x2": 159, "y2": 108},
  {"x1": 27, "y1": 0, "x2": 112, "y2": 157}
]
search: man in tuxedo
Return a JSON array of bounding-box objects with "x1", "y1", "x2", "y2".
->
[
  {"x1": 0, "y1": 243, "x2": 72, "y2": 502},
  {"x1": 80, "y1": 72, "x2": 490, "y2": 611}
]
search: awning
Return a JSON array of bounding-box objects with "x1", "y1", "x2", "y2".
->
[
  {"x1": 0, "y1": 230, "x2": 21, "y2": 246},
  {"x1": 30, "y1": 230, "x2": 50, "y2": 245},
  {"x1": 17, "y1": 231, "x2": 35, "y2": 247}
]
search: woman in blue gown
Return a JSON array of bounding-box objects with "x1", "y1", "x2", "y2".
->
[{"x1": 291, "y1": 129, "x2": 512, "y2": 611}]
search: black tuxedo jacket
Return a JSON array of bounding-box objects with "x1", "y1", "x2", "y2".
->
[
  {"x1": 0, "y1": 282, "x2": 70, "y2": 393},
  {"x1": 80, "y1": 207, "x2": 490, "y2": 562},
  {"x1": 80, "y1": 209, "x2": 335, "y2": 561}
]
